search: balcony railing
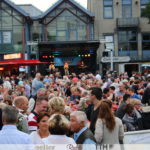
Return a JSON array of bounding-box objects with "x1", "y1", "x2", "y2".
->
[
  {"x1": 118, "y1": 50, "x2": 150, "y2": 61},
  {"x1": 117, "y1": 18, "x2": 139, "y2": 28}
]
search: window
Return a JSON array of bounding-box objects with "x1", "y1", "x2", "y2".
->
[
  {"x1": 122, "y1": 0, "x2": 132, "y2": 18},
  {"x1": 103, "y1": 0, "x2": 113, "y2": 19},
  {"x1": 142, "y1": 33, "x2": 150, "y2": 50},
  {"x1": 47, "y1": 10, "x2": 87, "y2": 41},
  {"x1": 141, "y1": 0, "x2": 150, "y2": 16},
  {"x1": 104, "y1": 35, "x2": 114, "y2": 51},
  {"x1": 0, "y1": 31, "x2": 12, "y2": 44},
  {"x1": 118, "y1": 31, "x2": 137, "y2": 51}
]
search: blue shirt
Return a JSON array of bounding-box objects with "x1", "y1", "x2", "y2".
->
[
  {"x1": 131, "y1": 94, "x2": 141, "y2": 100},
  {"x1": 74, "y1": 127, "x2": 96, "y2": 150},
  {"x1": 0, "y1": 125, "x2": 33, "y2": 144}
]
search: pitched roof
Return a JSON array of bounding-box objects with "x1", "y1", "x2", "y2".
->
[
  {"x1": 36, "y1": 0, "x2": 94, "y2": 19},
  {"x1": 18, "y1": 4, "x2": 43, "y2": 17},
  {"x1": 3, "y1": 0, "x2": 30, "y2": 17}
]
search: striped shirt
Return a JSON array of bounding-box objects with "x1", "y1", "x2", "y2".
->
[{"x1": 28, "y1": 111, "x2": 38, "y2": 132}]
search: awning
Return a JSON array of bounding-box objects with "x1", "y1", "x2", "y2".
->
[{"x1": 0, "y1": 60, "x2": 48, "y2": 66}]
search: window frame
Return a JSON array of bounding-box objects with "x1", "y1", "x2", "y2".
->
[
  {"x1": 103, "y1": 0, "x2": 113, "y2": 19},
  {"x1": 122, "y1": 0, "x2": 132, "y2": 18},
  {"x1": 118, "y1": 30, "x2": 138, "y2": 51}
]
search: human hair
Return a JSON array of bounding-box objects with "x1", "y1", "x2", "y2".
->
[
  {"x1": 98, "y1": 101, "x2": 115, "y2": 132},
  {"x1": 48, "y1": 114, "x2": 70, "y2": 135},
  {"x1": 110, "y1": 86, "x2": 115, "y2": 91},
  {"x1": 70, "y1": 111, "x2": 87, "y2": 126},
  {"x1": 129, "y1": 98, "x2": 141, "y2": 106},
  {"x1": 13, "y1": 96, "x2": 28, "y2": 107},
  {"x1": 102, "y1": 100, "x2": 112, "y2": 108},
  {"x1": 128, "y1": 88, "x2": 135, "y2": 93},
  {"x1": 103, "y1": 88, "x2": 110, "y2": 94},
  {"x1": 124, "y1": 104, "x2": 134, "y2": 115},
  {"x1": 3, "y1": 95, "x2": 12, "y2": 105},
  {"x1": 48, "y1": 97, "x2": 65, "y2": 114},
  {"x1": 36, "y1": 96, "x2": 48, "y2": 103},
  {"x1": 2, "y1": 106, "x2": 18, "y2": 124},
  {"x1": 37, "y1": 88, "x2": 47, "y2": 98},
  {"x1": 123, "y1": 94, "x2": 131, "y2": 102},
  {"x1": 37, "y1": 113, "x2": 50, "y2": 123},
  {"x1": 90, "y1": 87, "x2": 102, "y2": 100}
]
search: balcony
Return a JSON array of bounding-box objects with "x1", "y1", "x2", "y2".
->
[{"x1": 117, "y1": 18, "x2": 139, "y2": 28}]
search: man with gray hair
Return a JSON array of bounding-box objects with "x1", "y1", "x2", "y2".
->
[
  {"x1": 0, "y1": 105, "x2": 33, "y2": 144},
  {"x1": 70, "y1": 111, "x2": 96, "y2": 149}
]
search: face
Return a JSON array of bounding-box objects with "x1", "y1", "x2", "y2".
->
[
  {"x1": 38, "y1": 116, "x2": 49, "y2": 130},
  {"x1": 21, "y1": 99, "x2": 29, "y2": 112},
  {"x1": 134, "y1": 102, "x2": 141, "y2": 110},
  {"x1": 38, "y1": 100, "x2": 48, "y2": 113},
  {"x1": 90, "y1": 91, "x2": 95, "y2": 104},
  {"x1": 70, "y1": 116, "x2": 83, "y2": 133}
]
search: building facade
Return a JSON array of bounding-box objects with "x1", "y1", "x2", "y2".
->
[
  {"x1": 0, "y1": 0, "x2": 99, "y2": 75},
  {"x1": 88, "y1": 0, "x2": 150, "y2": 75}
]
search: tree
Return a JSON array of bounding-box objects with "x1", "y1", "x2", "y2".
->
[{"x1": 142, "y1": 2, "x2": 150, "y2": 24}]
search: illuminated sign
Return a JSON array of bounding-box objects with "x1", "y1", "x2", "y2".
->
[{"x1": 4, "y1": 53, "x2": 22, "y2": 60}]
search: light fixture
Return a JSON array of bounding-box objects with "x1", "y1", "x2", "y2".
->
[
  {"x1": 88, "y1": 54, "x2": 91, "y2": 57},
  {"x1": 135, "y1": 1, "x2": 138, "y2": 5},
  {"x1": 116, "y1": 2, "x2": 119, "y2": 5}
]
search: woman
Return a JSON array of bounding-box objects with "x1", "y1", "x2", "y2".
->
[
  {"x1": 30, "y1": 113, "x2": 50, "y2": 144},
  {"x1": 94, "y1": 100, "x2": 124, "y2": 144},
  {"x1": 45, "y1": 114, "x2": 76, "y2": 145}
]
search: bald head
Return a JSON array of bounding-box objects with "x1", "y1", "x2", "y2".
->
[{"x1": 14, "y1": 96, "x2": 29, "y2": 112}]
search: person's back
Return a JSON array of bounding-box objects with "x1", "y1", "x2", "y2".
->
[
  {"x1": 0, "y1": 125, "x2": 32, "y2": 144},
  {"x1": 116, "y1": 102, "x2": 127, "y2": 119},
  {"x1": 0, "y1": 105, "x2": 32, "y2": 144},
  {"x1": 95, "y1": 117, "x2": 124, "y2": 144}
]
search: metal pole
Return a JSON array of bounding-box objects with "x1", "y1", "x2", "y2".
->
[{"x1": 110, "y1": 49, "x2": 113, "y2": 71}]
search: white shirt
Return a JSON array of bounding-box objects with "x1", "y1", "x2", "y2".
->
[
  {"x1": 45, "y1": 135, "x2": 76, "y2": 150},
  {"x1": 30, "y1": 131, "x2": 50, "y2": 144}
]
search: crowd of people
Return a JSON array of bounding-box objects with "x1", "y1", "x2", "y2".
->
[{"x1": 0, "y1": 70, "x2": 150, "y2": 149}]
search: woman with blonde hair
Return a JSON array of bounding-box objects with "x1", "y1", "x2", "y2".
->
[
  {"x1": 45, "y1": 114, "x2": 76, "y2": 145},
  {"x1": 94, "y1": 100, "x2": 124, "y2": 144},
  {"x1": 48, "y1": 97, "x2": 65, "y2": 115}
]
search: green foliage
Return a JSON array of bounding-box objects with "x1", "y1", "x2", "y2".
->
[{"x1": 142, "y1": 2, "x2": 150, "y2": 24}]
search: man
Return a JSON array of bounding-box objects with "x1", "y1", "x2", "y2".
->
[
  {"x1": 28, "y1": 97, "x2": 48, "y2": 132},
  {"x1": 127, "y1": 88, "x2": 141, "y2": 100},
  {"x1": 116, "y1": 94, "x2": 131, "y2": 119},
  {"x1": 70, "y1": 111, "x2": 96, "y2": 150},
  {"x1": 31, "y1": 73, "x2": 44, "y2": 98},
  {"x1": 13, "y1": 96, "x2": 29, "y2": 133},
  {"x1": 142, "y1": 83, "x2": 150, "y2": 105},
  {"x1": 89, "y1": 87, "x2": 102, "y2": 133},
  {"x1": 0, "y1": 105, "x2": 32, "y2": 144}
]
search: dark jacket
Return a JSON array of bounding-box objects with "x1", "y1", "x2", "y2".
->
[
  {"x1": 142, "y1": 87, "x2": 150, "y2": 105},
  {"x1": 76, "y1": 128, "x2": 96, "y2": 144}
]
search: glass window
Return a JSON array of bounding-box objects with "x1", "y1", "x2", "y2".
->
[
  {"x1": 141, "y1": 0, "x2": 150, "y2": 16},
  {"x1": 2, "y1": 31, "x2": 12, "y2": 44},
  {"x1": 118, "y1": 30, "x2": 137, "y2": 51},
  {"x1": 122, "y1": 0, "x2": 132, "y2": 18},
  {"x1": 47, "y1": 10, "x2": 87, "y2": 41},
  {"x1": 57, "y1": 31, "x2": 67, "y2": 41},
  {"x1": 13, "y1": 26, "x2": 22, "y2": 51},
  {"x1": 69, "y1": 30, "x2": 77, "y2": 41},
  {"x1": 104, "y1": 35, "x2": 114, "y2": 51},
  {"x1": 142, "y1": 33, "x2": 150, "y2": 50},
  {"x1": 103, "y1": 0, "x2": 113, "y2": 19}
]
